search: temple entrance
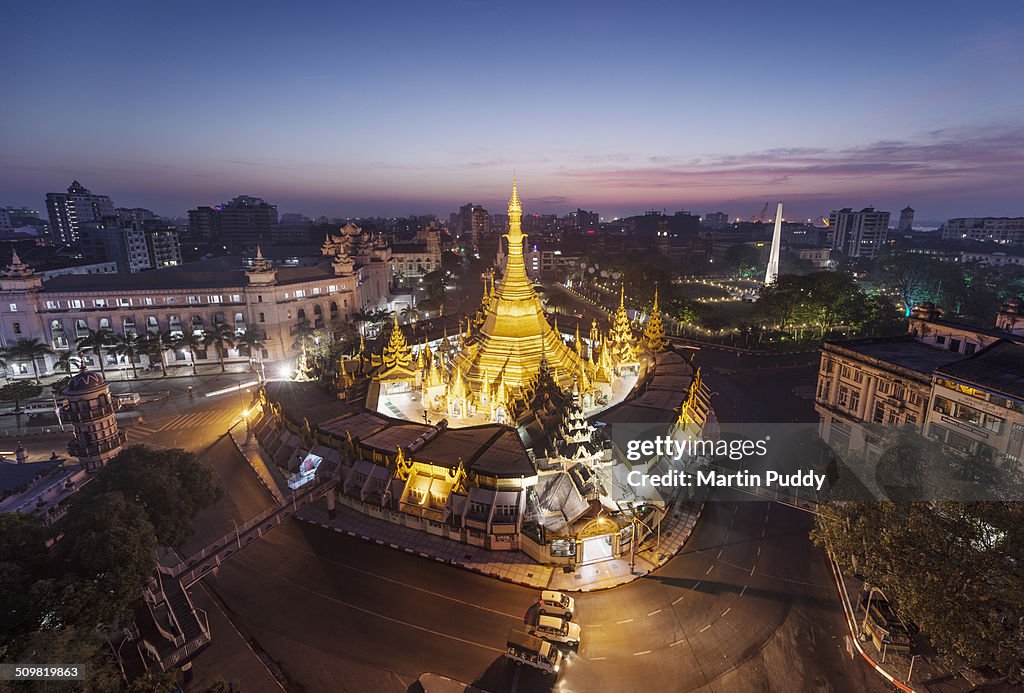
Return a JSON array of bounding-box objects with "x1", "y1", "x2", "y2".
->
[{"x1": 580, "y1": 534, "x2": 614, "y2": 565}]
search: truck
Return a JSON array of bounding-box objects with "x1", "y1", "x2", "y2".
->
[{"x1": 505, "y1": 627, "x2": 562, "y2": 676}]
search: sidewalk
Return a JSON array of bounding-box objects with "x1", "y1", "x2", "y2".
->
[
  {"x1": 299, "y1": 497, "x2": 703, "y2": 592},
  {"x1": 827, "y1": 554, "x2": 979, "y2": 693},
  {"x1": 227, "y1": 422, "x2": 286, "y2": 504},
  {"x1": 226, "y1": 413, "x2": 705, "y2": 592}
]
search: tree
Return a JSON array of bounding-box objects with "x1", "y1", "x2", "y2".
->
[
  {"x1": 814, "y1": 501, "x2": 1024, "y2": 673},
  {"x1": 53, "y1": 351, "x2": 80, "y2": 376},
  {"x1": 207, "y1": 323, "x2": 236, "y2": 373},
  {"x1": 400, "y1": 304, "x2": 419, "y2": 324},
  {"x1": 179, "y1": 330, "x2": 209, "y2": 376},
  {"x1": 78, "y1": 445, "x2": 222, "y2": 548},
  {"x1": 57, "y1": 491, "x2": 159, "y2": 627},
  {"x1": 111, "y1": 332, "x2": 143, "y2": 378},
  {"x1": 873, "y1": 253, "x2": 939, "y2": 317},
  {"x1": 723, "y1": 243, "x2": 762, "y2": 278},
  {"x1": 75, "y1": 327, "x2": 116, "y2": 376},
  {"x1": 236, "y1": 327, "x2": 266, "y2": 369},
  {"x1": 0, "y1": 513, "x2": 50, "y2": 646},
  {"x1": 139, "y1": 332, "x2": 170, "y2": 375},
  {"x1": 7, "y1": 338, "x2": 54, "y2": 383},
  {"x1": 0, "y1": 380, "x2": 43, "y2": 412}
]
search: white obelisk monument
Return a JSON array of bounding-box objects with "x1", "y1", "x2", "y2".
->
[{"x1": 764, "y1": 201, "x2": 783, "y2": 285}]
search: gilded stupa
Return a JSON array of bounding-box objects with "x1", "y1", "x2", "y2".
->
[{"x1": 452, "y1": 177, "x2": 583, "y2": 393}]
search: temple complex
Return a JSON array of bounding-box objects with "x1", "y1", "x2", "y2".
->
[{"x1": 367, "y1": 179, "x2": 640, "y2": 425}]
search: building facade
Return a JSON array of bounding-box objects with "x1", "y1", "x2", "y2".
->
[
  {"x1": 815, "y1": 299, "x2": 1024, "y2": 464},
  {"x1": 828, "y1": 207, "x2": 890, "y2": 258},
  {"x1": 0, "y1": 225, "x2": 392, "y2": 376},
  {"x1": 941, "y1": 217, "x2": 1024, "y2": 245},
  {"x1": 45, "y1": 180, "x2": 116, "y2": 247},
  {"x1": 898, "y1": 206, "x2": 915, "y2": 231}
]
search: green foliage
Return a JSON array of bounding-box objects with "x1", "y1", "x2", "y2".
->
[
  {"x1": 813, "y1": 501, "x2": 1024, "y2": 672},
  {"x1": 0, "y1": 380, "x2": 43, "y2": 409},
  {"x1": 0, "y1": 513, "x2": 50, "y2": 648},
  {"x1": 758, "y1": 272, "x2": 903, "y2": 338},
  {"x1": 722, "y1": 243, "x2": 762, "y2": 278},
  {"x1": 80, "y1": 445, "x2": 222, "y2": 547},
  {"x1": 8, "y1": 625, "x2": 124, "y2": 692}
]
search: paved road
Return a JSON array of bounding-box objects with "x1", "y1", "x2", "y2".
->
[{"x1": 94, "y1": 341, "x2": 885, "y2": 691}]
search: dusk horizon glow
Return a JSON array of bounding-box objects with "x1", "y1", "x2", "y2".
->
[{"x1": 3, "y1": 1, "x2": 1023, "y2": 222}]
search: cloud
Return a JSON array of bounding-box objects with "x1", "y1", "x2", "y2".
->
[{"x1": 558, "y1": 125, "x2": 1024, "y2": 198}]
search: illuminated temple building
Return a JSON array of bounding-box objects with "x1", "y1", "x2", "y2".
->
[{"x1": 250, "y1": 179, "x2": 713, "y2": 567}]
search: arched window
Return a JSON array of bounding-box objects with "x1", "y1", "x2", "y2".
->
[
  {"x1": 329, "y1": 301, "x2": 338, "y2": 317},
  {"x1": 99, "y1": 318, "x2": 110, "y2": 329},
  {"x1": 50, "y1": 320, "x2": 69, "y2": 349},
  {"x1": 297, "y1": 309, "x2": 306, "y2": 321},
  {"x1": 313, "y1": 305, "x2": 323, "y2": 316}
]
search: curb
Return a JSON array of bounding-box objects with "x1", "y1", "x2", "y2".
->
[
  {"x1": 827, "y1": 552, "x2": 916, "y2": 693},
  {"x1": 298, "y1": 500, "x2": 703, "y2": 593},
  {"x1": 226, "y1": 424, "x2": 286, "y2": 504}
]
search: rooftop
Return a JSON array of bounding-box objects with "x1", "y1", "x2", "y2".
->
[
  {"x1": 934, "y1": 340, "x2": 1024, "y2": 400},
  {"x1": 824, "y1": 336, "x2": 964, "y2": 375}
]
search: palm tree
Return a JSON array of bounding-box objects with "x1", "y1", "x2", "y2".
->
[
  {"x1": 140, "y1": 332, "x2": 170, "y2": 375},
  {"x1": 207, "y1": 323, "x2": 236, "y2": 373},
  {"x1": 75, "y1": 327, "x2": 115, "y2": 376},
  {"x1": 400, "y1": 304, "x2": 419, "y2": 325},
  {"x1": 54, "y1": 351, "x2": 80, "y2": 376},
  {"x1": 179, "y1": 330, "x2": 209, "y2": 376},
  {"x1": 111, "y1": 333, "x2": 142, "y2": 378},
  {"x1": 0, "y1": 349, "x2": 8, "y2": 382},
  {"x1": 9, "y1": 338, "x2": 55, "y2": 383},
  {"x1": 235, "y1": 328, "x2": 266, "y2": 369}
]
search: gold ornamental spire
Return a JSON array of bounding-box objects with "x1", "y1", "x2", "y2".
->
[{"x1": 509, "y1": 172, "x2": 521, "y2": 213}]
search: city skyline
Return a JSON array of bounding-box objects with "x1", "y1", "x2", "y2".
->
[{"x1": 3, "y1": 1, "x2": 1023, "y2": 220}]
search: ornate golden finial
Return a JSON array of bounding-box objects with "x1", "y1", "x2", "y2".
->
[
  {"x1": 510, "y1": 172, "x2": 521, "y2": 212},
  {"x1": 620, "y1": 283, "x2": 626, "y2": 310}
]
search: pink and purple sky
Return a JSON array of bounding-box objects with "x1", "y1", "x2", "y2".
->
[{"x1": 2, "y1": 1, "x2": 1022, "y2": 222}]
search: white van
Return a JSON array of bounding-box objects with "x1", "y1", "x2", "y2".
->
[
  {"x1": 532, "y1": 615, "x2": 581, "y2": 648},
  {"x1": 114, "y1": 392, "x2": 141, "y2": 408},
  {"x1": 539, "y1": 590, "x2": 576, "y2": 620}
]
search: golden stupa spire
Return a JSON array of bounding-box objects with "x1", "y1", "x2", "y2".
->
[
  {"x1": 510, "y1": 172, "x2": 521, "y2": 213},
  {"x1": 574, "y1": 321, "x2": 583, "y2": 355},
  {"x1": 643, "y1": 285, "x2": 668, "y2": 353},
  {"x1": 382, "y1": 313, "x2": 412, "y2": 370}
]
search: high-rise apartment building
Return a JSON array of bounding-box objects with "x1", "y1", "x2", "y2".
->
[
  {"x1": 116, "y1": 207, "x2": 158, "y2": 228},
  {"x1": 827, "y1": 207, "x2": 890, "y2": 258},
  {"x1": 79, "y1": 221, "x2": 153, "y2": 273},
  {"x1": 145, "y1": 227, "x2": 182, "y2": 268},
  {"x1": 457, "y1": 203, "x2": 489, "y2": 250},
  {"x1": 45, "y1": 181, "x2": 116, "y2": 246},
  {"x1": 187, "y1": 196, "x2": 278, "y2": 246}
]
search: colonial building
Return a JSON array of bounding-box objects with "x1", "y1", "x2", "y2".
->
[
  {"x1": 815, "y1": 298, "x2": 1024, "y2": 463},
  {"x1": 0, "y1": 226, "x2": 392, "y2": 376},
  {"x1": 390, "y1": 222, "x2": 442, "y2": 281}
]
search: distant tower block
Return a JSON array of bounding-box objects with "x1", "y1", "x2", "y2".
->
[
  {"x1": 899, "y1": 206, "x2": 915, "y2": 231},
  {"x1": 65, "y1": 366, "x2": 127, "y2": 472},
  {"x1": 764, "y1": 201, "x2": 783, "y2": 285}
]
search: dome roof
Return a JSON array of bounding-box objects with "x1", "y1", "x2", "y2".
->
[{"x1": 65, "y1": 368, "x2": 107, "y2": 393}]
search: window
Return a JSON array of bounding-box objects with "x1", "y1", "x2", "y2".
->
[
  {"x1": 936, "y1": 335, "x2": 946, "y2": 345},
  {"x1": 45, "y1": 300, "x2": 59, "y2": 310},
  {"x1": 208, "y1": 295, "x2": 222, "y2": 303},
  {"x1": 144, "y1": 297, "x2": 155, "y2": 306},
  {"x1": 259, "y1": 312, "x2": 265, "y2": 322},
  {"x1": 840, "y1": 365, "x2": 851, "y2": 379},
  {"x1": 849, "y1": 389, "x2": 860, "y2": 413},
  {"x1": 328, "y1": 284, "x2": 337, "y2": 293},
  {"x1": 838, "y1": 386, "x2": 849, "y2": 408},
  {"x1": 949, "y1": 338, "x2": 961, "y2": 352},
  {"x1": 230, "y1": 294, "x2": 241, "y2": 303},
  {"x1": 257, "y1": 295, "x2": 263, "y2": 303},
  {"x1": 70, "y1": 299, "x2": 84, "y2": 309},
  {"x1": 188, "y1": 296, "x2": 199, "y2": 304},
  {"x1": 852, "y1": 371, "x2": 864, "y2": 384},
  {"x1": 873, "y1": 403, "x2": 885, "y2": 423},
  {"x1": 118, "y1": 298, "x2": 131, "y2": 307},
  {"x1": 12, "y1": 321, "x2": 21, "y2": 334},
  {"x1": 964, "y1": 343, "x2": 976, "y2": 356},
  {"x1": 94, "y1": 299, "x2": 108, "y2": 308},
  {"x1": 99, "y1": 318, "x2": 110, "y2": 329},
  {"x1": 8, "y1": 303, "x2": 16, "y2": 312},
  {"x1": 312, "y1": 287, "x2": 321, "y2": 295},
  {"x1": 166, "y1": 296, "x2": 176, "y2": 304}
]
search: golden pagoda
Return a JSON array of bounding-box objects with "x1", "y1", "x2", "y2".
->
[
  {"x1": 643, "y1": 286, "x2": 669, "y2": 353},
  {"x1": 452, "y1": 177, "x2": 582, "y2": 392},
  {"x1": 606, "y1": 284, "x2": 638, "y2": 365}
]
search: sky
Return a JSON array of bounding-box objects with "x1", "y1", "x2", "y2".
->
[{"x1": 2, "y1": 0, "x2": 1023, "y2": 223}]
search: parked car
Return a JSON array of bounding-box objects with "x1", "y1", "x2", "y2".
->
[
  {"x1": 531, "y1": 615, "x2": 581, "y2": 648},
  {"x1": 539, "y1": 590, "x2": 575, "y2": 620}
]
